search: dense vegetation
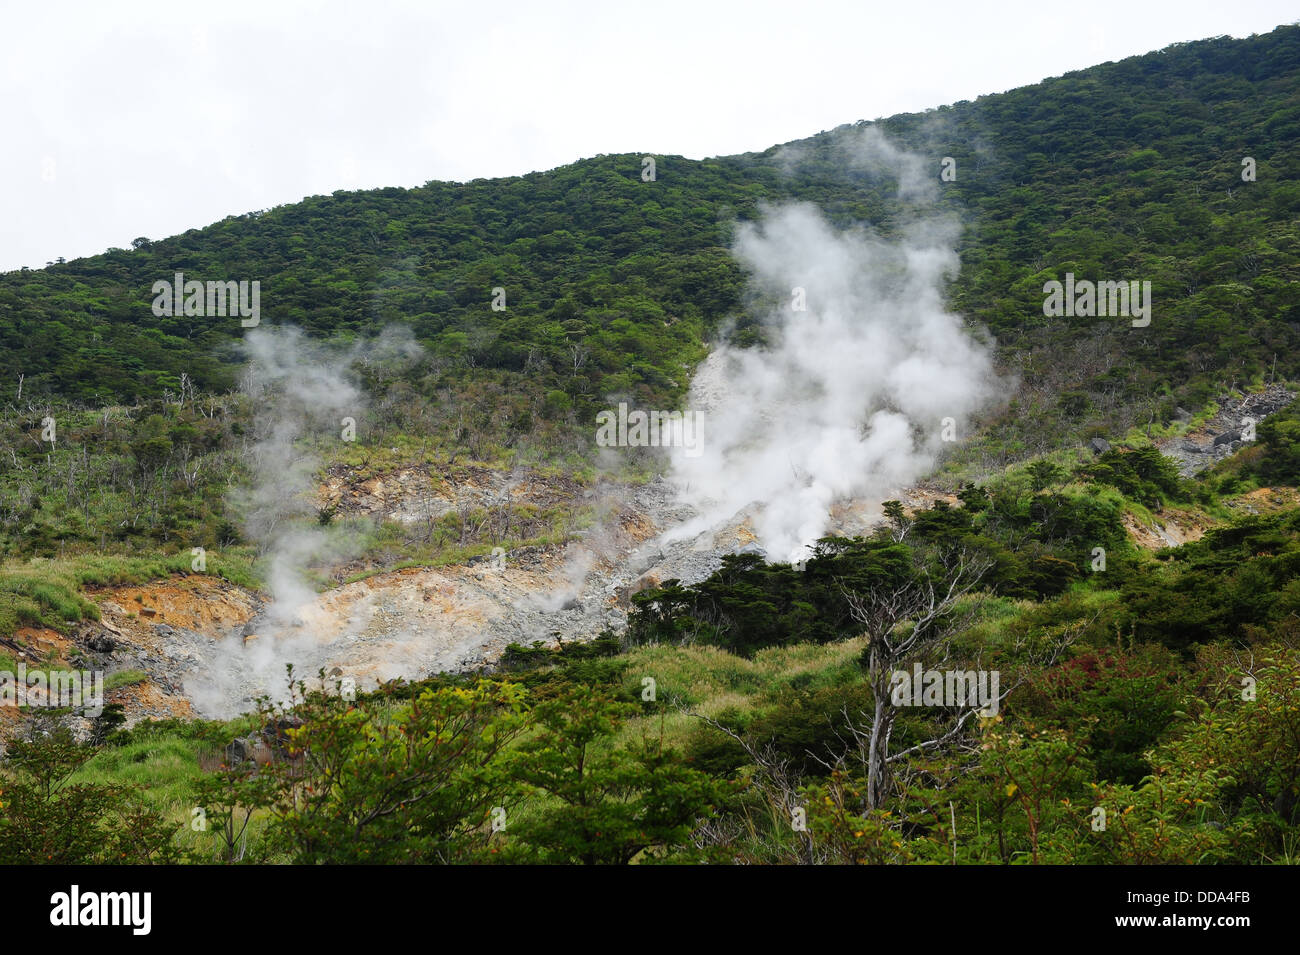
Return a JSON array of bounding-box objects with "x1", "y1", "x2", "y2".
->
[
  {"x1": 4, "y1": 414, "x2": 1300, "y2": 865},
  {"x1": 4, "y1": 28, "x2": 1300, "y2": 462},
  {"x1": 3, "y1": 27, "x2": 1300, "y2": 865}
]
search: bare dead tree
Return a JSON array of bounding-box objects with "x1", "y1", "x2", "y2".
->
[
  {"x1": 839, "y1": 549, "x2": 992, "y2": 811},
  {"x1": 824, "y1": 605, "x2": 1093, "y2": 815},
  {"x1": 569, "y1": 344, "x2": 589, "y2": 378}
]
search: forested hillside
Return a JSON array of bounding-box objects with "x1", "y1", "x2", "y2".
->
[
  {"x1": 4, "y1": 27, "x2": 1299, "y2": 458},
  {"x1": 3, "y1": 26, "x2": 1300, "y2": 870}
]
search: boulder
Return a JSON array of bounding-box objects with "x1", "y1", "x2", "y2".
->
[
  {"x1": 1089, "y1": 437, "x2": 1111, "y2": 454},
  {"x1": 86, "y1": 631, "x2": 117, "y2": 653},
  {"x1": 224, "y1": 737, "x2": 250, "y2": 764}
]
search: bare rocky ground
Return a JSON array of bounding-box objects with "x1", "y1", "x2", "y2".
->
[
  {"x1": 36, "y1": 386, "x2": 1295, "y2": 727},
  {"x1": 51, "y1": 470, "x2": 887, "y2": 723},
  {"x1": 1157, "y1": 385, "x2": 1293, "y2": 478},
  {"x1": 1114, "y1": 386, "x2": 1294, "y2": 551}
]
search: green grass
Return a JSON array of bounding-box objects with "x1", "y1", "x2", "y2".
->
[
  {"x1": 104, "y1": 669, "x2": 148, "y2": 691},
  {"x1": 59, "y1": 716, "x2": 287, "y2": 862},
  {"x1": 0, "y1": 563, "x2": 101, "y2": 636},
  {"x1": 609, "y1": 638, "x2": 869, "y2": 750},
  {"x1": 70, "y1": 550, "x2": 260, "y2": 590},
  {"x1": 0, "y1": 549, "x2": 260, "y2": 641},
  {"x1": 72, "y1": 734, "x2": 206, "y2": 802}
]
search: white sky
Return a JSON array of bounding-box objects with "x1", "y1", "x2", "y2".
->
[{"x1": 3, "y1": 0, "x2": 1296, "y2": 272}]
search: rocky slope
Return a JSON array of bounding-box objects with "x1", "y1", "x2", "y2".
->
[{"x1": 45, "y1": 386, "x2": 1294, "y2": 726}]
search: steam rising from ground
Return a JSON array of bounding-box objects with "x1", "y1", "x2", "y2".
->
[
  {"x1": 668, "y1": 131, "x2": 999, "y2": 563},
  {"x1": 181, "y1": 129, "x2": 998, "y2": 716},
  {"x1": 185, "y1": 327, "x2": 421, "y2": 714},
  {"x1": 235, "y1": 327, "x2": 366, "y2": 624}
]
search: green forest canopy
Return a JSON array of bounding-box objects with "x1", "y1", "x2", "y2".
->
[{"x1": 2, "y1": 28, "x2": 1298, "y2": 447}]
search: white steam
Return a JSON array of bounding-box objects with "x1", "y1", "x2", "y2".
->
[
  {"x1": 184, "y1": 326, "x2": 421, "y2": 715},
  {"x1": 668, "y1": 132, "x2": 999, "y2": 563},
  {"x1": 235, "y1": 327, "x2": 365, "y2": 624}
]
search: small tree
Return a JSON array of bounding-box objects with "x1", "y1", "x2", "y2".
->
[
  {"x1": 510, "y1": 690, "x2": 720, "y2": 864},
  {"x1": 190, "y1": 722, "x2": 277, "y2": 864},
  {"x1": 880, "y1": 500, "x2": 911, "y2": 542},
  {"x1": 260, "y1": 677, "x2": 528, "y2": 864},
  {"x1": 1026, "y1": 459, "x2": 1064, "y2": 492},
  {"x1": 0, "y1": 727, "x2": 181, "y2": 863}
]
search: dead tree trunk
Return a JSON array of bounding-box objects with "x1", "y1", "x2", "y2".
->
[{"x1": 841, "y1": 549, "x2": 991, "y2": 811}]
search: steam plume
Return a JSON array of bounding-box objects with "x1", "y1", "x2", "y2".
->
[
  {"x1": 668, "y1": 129, "x2": 999, "y2": 563},
  {"x1": 184, "y1": 326, "x2": 421, "y2": 715}
]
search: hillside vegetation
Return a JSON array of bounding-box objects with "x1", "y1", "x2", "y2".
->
[
  {"x1": 3, "y1": 28, "x2": 1299, "y2": 461},
  {"x1": 2, "y1": 27, "x2": 1300, "y2": 865}
]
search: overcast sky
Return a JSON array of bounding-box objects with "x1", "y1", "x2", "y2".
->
[{"x1": 3, "y1": 0, "x2": 1295, "y2": 272}]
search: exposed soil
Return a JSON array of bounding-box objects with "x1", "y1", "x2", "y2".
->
[
  {"x1": 28, "y1": 398, "x2": 1298, "y2": 730},
  {"x1": 1157, "y1": 386, "x2": 1293, "y2": 478},
  {"x1": 32, "y1": 470, "x2": 884, "y2": 723},
  {"x1": 319, "y1": 462, "x2": 584, "y2": 530},
  {"x1": 1122, "y1": 509, "x2": 1210, "y2": 550},
  {"x1": 91, "y1": 577, "x2": 258, "y2": 635},
  {"x1": 1225, "y1": 485, "x2": 1300, "y2": 516}
]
